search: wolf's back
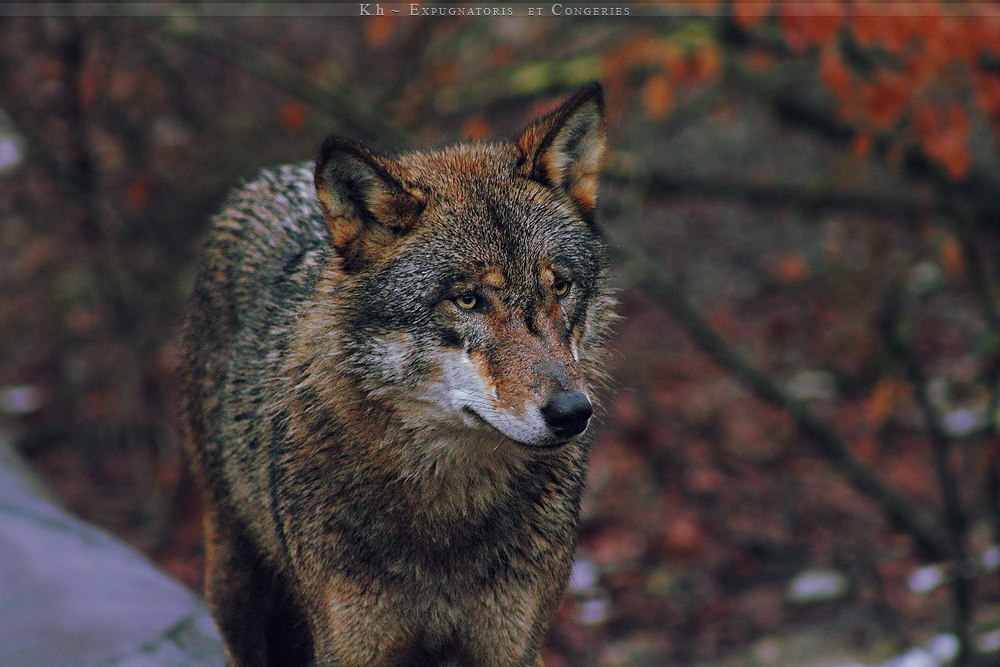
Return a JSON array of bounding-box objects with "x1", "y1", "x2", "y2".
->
[{"x1": 178, "y1": 163, "x2": 328, "y2": 488}]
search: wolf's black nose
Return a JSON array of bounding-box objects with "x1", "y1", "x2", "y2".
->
[{"x1": 542, "y1": 390, "x2": 593, "y2": 438}]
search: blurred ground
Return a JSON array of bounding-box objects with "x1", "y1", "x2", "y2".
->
[{"x1": 1, "y1": 9, "x2": 999, "y2": 666}]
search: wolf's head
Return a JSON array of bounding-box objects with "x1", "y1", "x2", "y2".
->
[{"x1": 312, "y1": 84, "x2": 614, "y2": 450}]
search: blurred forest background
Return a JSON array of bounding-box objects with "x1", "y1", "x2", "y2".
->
[{"x1": 1, "y1": 2, "x2": 999, "y2": 665}]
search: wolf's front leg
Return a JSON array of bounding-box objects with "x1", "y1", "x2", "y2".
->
[{"x1": 203, "y1": 505, "x2": 312, "y2": 667}]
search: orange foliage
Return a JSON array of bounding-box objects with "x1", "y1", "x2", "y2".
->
[
  {"x1": 639, "y1": 35, "x2": 723, "y2": 86},
  {"x1": 78, "y1": 48, "x2": 109, "y2": 110},
  {"x1": 459, "y1": 115, "x2": 491, "y2": 140},
  {"x1": 859, "y1": 74, "x2": 910, "y2": 130},
  {"x1": 746, "y1": 47, "x2": 777, "y2": 72},
  {"x1": 618, "y1": 1, "x2": 999, "y2": 178},
  {"x1": 975, "y1": 73, "x2": 1000, "y2": 126},
  {"x1": 604, "y1": 33, "x2": 722, "y2": 124},
  {"x1": 939, "y1": 235, "x2": 966, "y2": 278},
  {"x1": 865, "y1": 377, "x2": 910, "y2": 429},
  {"x1": 846, "y1": 1, "x2": 888, "y2": 49},
  {"x1": 914, "y1": 103, "x2": 970, "y2": 179},
  {"x1": 432, "y1": 60, "x2": 459, "y2": 88},
  {"x1": 819, "y1": 47, "x2": 852, "y2": 101},
  {"x1": 737, "y1": 0, "x2": 1000, "y2": 181},
  {"x1": 851, "y1": 4, "x2": 925, "y2": 55},
  {"x1": 487, "y1": 45, "x2": 515, "y2": 70},
  {"x1": 126, "y1": 176, "x2": 152, "y2": 212},
  {"x1": 642, "y1": 73, "x2": 675, "y2": 120},
  {"x1": 779, "y1": 1, "x2": 844, "y2": 54},
  {"x1": 771, "y1": 253, "x2": 809, "y2": 285},
  {"x1": 851, "y1": 435, "x2": 878, "y2": 464},
  {"x1": 280, "y1": 100, "x2": 308, "y2": 133},
  {"x1": 851, "y1": 133, "x2": 872, "y2": 157},
  {"x1": 364, "y1": 15, "x2": 396, "y2": 48},
  {"x1": 663, "y1": 513, "x2": 704, "y2": 554},
  {"x1": 644, "y1": 37, "x2": 688, "y2": 81},
  {"x1": 690, "y1": 45, "x2": 724, "y2": 82},
  {"x1": 732, "y1": 0, "x2": 773, "y2": 30}
]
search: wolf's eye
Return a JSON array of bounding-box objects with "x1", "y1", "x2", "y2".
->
[
  {"x1": 553, "y1": 280, "x2": 571, "y2": 298},
  {"x1": 454, "y1": 294, "x2": 478, "y2": 310}
]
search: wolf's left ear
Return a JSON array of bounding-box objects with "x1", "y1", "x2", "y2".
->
[
  {"x1": 314, "y1": 137, "x2": 426, "y2": 272},
  {"x1": 517, "y1": 82, "x2": 607, "y2": 216}
]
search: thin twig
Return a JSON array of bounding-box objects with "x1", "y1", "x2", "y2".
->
[
  {"x1": 605, "y1": 164, "x2": 935, "y2": 221},
  {"x1": 57, "y1": 18, "x2": 144, "y2": 337},
  {"x1": 942, "y1": 196, "x2": 1000, "y2": 332},
  {"x1": 939, "y1": 189, "x2": 1000, "y2": 665},
  {"x1": 891, "y1": 312, "x2": 973, "y2": 660}
]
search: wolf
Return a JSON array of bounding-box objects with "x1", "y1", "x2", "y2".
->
[{"x1": 179, "y1": 82, "x2": 616, "y2": 667}]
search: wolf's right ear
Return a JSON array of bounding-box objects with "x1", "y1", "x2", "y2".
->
[
  {"x1": 314, "y1": 137, "x2": 426, "y2": 272},
  {"x1": 517, "y1": 82, "x2": 607, "y2": 218}
]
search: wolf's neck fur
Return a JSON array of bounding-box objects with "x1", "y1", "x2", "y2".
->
[{"x1": 389, "y1": 425, "x2": 533, "y2": 521}]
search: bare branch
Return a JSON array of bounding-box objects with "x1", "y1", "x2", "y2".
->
[
  {"x1": 612, "y1": 226, "x2": 948, "y2": 560},
  {"x1": 151, "y1": 20, "x2": 409, "y2": 146},
  {"x1": 888, "y1": 300, "x2": 973, "y2": 660},
  {"x1": 942, "y1": 197, "x2": 1000, "y2": 332},
  {"x1": 605, "y1": 163, "x2": 935, "y2": 221}
]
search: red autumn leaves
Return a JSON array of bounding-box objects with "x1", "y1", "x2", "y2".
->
[
  {"x1": 638, "y1": 1, "x2": 1000, "y2": 181},
  {"x1": 739, "y1": 0, "x2": 1000, "y2": 179}
]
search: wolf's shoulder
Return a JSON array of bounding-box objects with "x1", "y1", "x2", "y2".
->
[
  {"x1": 210, "y1": 161, "x2": 328, "y2": 250},
  {"x1": 192, "y1": 162, "x2": 333, "y2": 337}
]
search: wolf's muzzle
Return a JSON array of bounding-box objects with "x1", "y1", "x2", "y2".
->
[{"x1": 541, "y1": 390, "x2": 593, "y2": 439}]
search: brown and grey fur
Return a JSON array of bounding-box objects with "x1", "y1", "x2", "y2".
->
[{"x1": 179, "y1": 84, "x2": 616, "y2": 667}]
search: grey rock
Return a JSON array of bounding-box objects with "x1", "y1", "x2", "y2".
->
[{"x1": 0, "y1": 434, "x2": 223, "y2": 667}]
